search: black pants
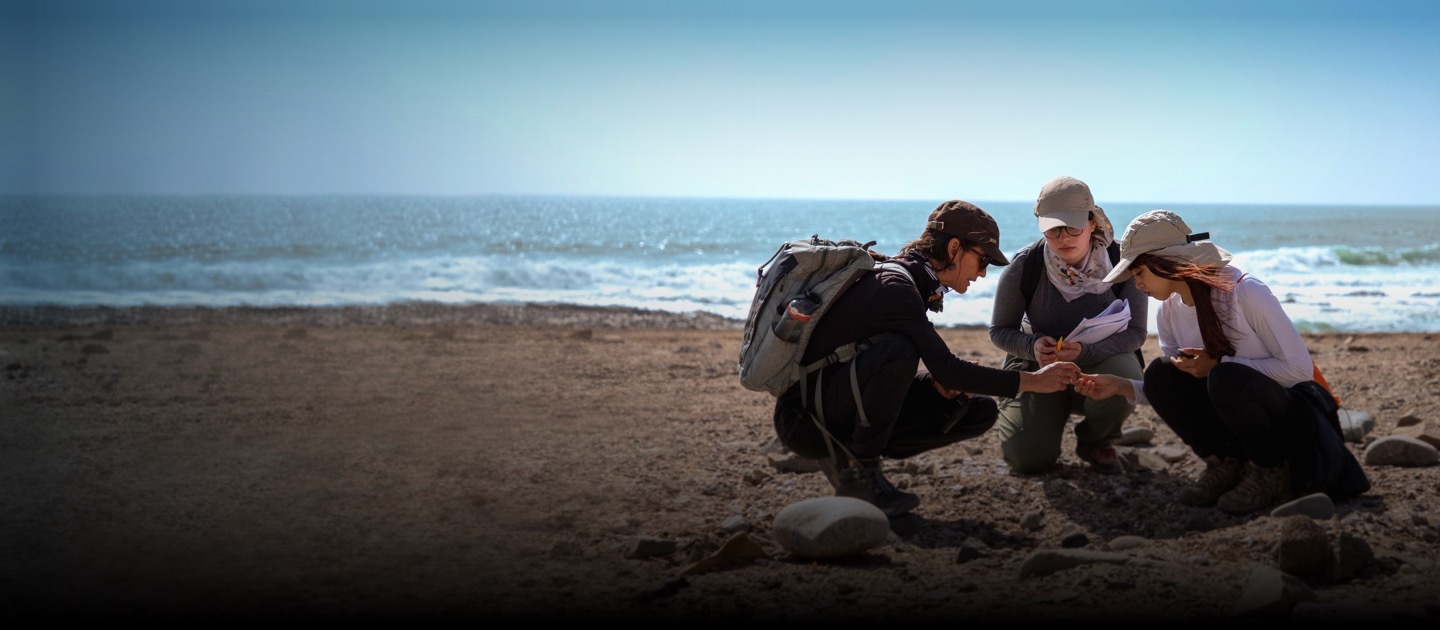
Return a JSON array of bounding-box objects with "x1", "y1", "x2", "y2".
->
[
  {"x1": 1143, "y1": 358, "x2": 1300, "y2": 467},
  {"x1": 772, "y1": 334, "x2": 998, "y2": 461}
]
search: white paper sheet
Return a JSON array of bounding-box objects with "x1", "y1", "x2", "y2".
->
[{"x1": 1062, "y1": 298, "x2": 1131, "y2": 346}]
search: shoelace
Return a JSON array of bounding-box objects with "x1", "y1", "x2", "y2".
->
[
  {"x1": 1232, "y1": 467, "x2": 1271, "y2": 496},
  {"x1": 1198, "y1": 463, "x2": 1238, "y2": 492}
]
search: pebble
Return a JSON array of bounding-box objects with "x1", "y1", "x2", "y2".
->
[
  {"x1": 1271, "y1": 492, "x2": 1335, "y2": 519},
  {"x1": 1363, "y1": 435, "x2": 1439, "y2": 467}
]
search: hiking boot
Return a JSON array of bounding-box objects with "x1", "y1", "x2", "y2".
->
[
  {"x1": 1217, "y1": 462, "x2": 1290, "y2": 514},
  {"x1": 1077, "y1": 445, "x2": 1125, "y2": 475},
  {"x1": 817, "y1": 455, "x2": 919, "y2": 517},
  {"x1": 1177, "y1": 455, "x2": 1245, "y2": 507}
]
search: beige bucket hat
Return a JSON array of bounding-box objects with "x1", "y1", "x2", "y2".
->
[
  {"x1": 1035, "y1": 176, "x2": 1114, "y2": 245},
  {"x1": 1101, "y1": 209, "x2": 1232, "y2": 283}
]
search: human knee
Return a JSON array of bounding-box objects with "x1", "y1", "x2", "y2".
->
[
  {"x1": 1206, "y1": 361, "x2": 1250, "y2": 394},
  {"x1": 1143, "y1": 356, "x2": 1178, "y2": 381},
  {"x1": 1002, "y1": 437, "x2": 1060, "y2": 474},
  {"x1": 967, "y1": 395, "x2": 999, "y2": 431},
  {"x1": 1141, "y1": 357, "x2": 1184, "y2": 402},
  {"x1": 999, "y1": 416, "x2": 1062, "y2": 474}
]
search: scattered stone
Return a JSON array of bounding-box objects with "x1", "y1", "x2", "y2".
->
[
  {"x1": 771, "y1": 497, "x2": 890, "y2": 559},
  {"x1": 955, "y1": 538, "x2": 989, "y2": 564},
  {"x1": 1395, "y1": 413, "x2": 1423, "y2": 427},
  {"x1": 1271, "y1": 493, "x2": 1335, "y2": 519},
  {"x1": 1018, "y1": 549, "x2": 1129, "y2": 579},
  {"x1": 624, "y1": 536, "x2": 678, "y2": 560},
  {"x1": 1337, "y1": 409, "x2": 1375, "y2": 443},
  {"x1": 1060, "y1": 531, "x2": 1089, "y2": 548},
  {"x1": 1115, "y1": 427, "x2": 1154, "y2": 446},
  {"x1": 901, "y1": 459, "x2": 934, "y2": 475},
  {"x1": 1277, "y1": 516, "x2": 1330, "y2": 580},
  {"x1": 1154, "y1": 446, "x2": 1191, "y2": 463},
  {"x1": 721, "y1": 514, "x2": 750, "y2": 534},
  {"x1": 683, "y1": 539, "x2": 719, "y2": 563},
  {"x1": 1362, "y1": 435, "x2": 1439, "y2": 467},
  {"x1": 1231, "y1": 564, "x2": 1315, "y2": 618},
  {"x1": 1105, "y1": 535, "x2": 1150, "y2": 551},
  {"x1": 1126, "y1": 449, "x2": 1167, "y2": 472},
  {"x1": 768, "y1": 452, "x2": 820, "y2": 473},
  {"x1": 743, "y1": 469, "x2": 772, "y2": 486},
  {"x1": 1020, "y1": 510, "x2": 1045, "y2": 531},
  {"x1": 682, "y1": 532, "x2": 772, "y2": 576},
  {"x1": 1331, "y1": 532, "x2": 1374, "y2": 583},
  {"x1": 1394, "y1": 421, "x2": 1440, "y2": 450}
]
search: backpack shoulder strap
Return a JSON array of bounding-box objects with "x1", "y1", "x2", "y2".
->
[
  {"x1": 1020, "y1": 237, "x2": 1046, "y2": 309},
  {"x1": 875, "y1": 260, "x2": 916, "y2": 288},
  {"x1": 1107, "y1": 240, "x2": 1124, "y2": 299}
]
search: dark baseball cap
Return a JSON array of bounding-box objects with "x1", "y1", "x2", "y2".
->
[{"x1": 926, "y1": 200, "x2": 1010, "y2": 266}]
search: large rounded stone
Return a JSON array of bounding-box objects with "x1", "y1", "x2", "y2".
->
[{"x1": 772, "y1": 497, "x2": 890, "y2": 559}]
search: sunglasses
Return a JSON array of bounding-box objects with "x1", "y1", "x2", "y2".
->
[
  {"x1": 969, "y1": 247, "x2": 992, "y2": 271},
  {"x1": 1043, "y1": 225, "x2": 1086, "y2": 239}
]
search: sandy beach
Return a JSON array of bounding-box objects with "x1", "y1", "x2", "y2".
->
[{"x1": 2, "y1": 302, "x2": 1438, "y2": 621}]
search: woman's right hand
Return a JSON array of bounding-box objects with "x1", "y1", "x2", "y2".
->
[
  {"x1": 1033, "y1": 335, "x2": 1058, "y2": 366},
  {"x1": 1020, "y1": 361, "x2": 1079, "y2": 393},
  {"x1": 1075, "y1": 373, "x2": 1134, "y2": 401}
]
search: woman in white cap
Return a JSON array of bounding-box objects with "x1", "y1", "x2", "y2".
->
[
  {"x1": 988, "y1": 176, "x2": 1148, "y2": 475},
  {"x1": 1075, "y1": 210, "x2": 1368, "y2": 514}
]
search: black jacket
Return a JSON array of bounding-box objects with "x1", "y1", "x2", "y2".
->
[{"x1": 800, "y1": 252, "x2": 1020, "y2": 399}]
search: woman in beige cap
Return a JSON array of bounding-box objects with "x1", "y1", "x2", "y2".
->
[
  {"x1": 1075, "y1": 210, "x2": 1368, "y2": 514},
  {"x1": 988, "y1": 176, "x2": 1148, "y2": 475}
]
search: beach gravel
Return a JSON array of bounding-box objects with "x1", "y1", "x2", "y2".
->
[{"x1": 1, "y1": 302, "x2": 1437, "y2": 622}]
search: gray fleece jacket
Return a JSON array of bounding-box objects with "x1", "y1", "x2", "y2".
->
[{"x1": 988, "y1": 242, "x2": 1149, "y2": 367}]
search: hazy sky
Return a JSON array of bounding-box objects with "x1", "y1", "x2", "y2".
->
[{"x1": 4, "y1": 0, "x2": 1439, "y2": 204}]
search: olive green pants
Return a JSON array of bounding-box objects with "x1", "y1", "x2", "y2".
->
[{"x1": 995, "y1": 352, "x2": 1142, "y2": 474}]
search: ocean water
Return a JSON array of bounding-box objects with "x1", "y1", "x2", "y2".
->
[{"x1": 2, "y1": 195, "x2": 1438, "y2": 333}]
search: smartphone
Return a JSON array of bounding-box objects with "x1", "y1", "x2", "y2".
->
[{"x1": 1174, "y1": 350, "x2": 1197, "y2": 360}]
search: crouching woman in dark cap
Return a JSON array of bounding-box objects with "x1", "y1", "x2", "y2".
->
[{"x1": 773, "y1": 200, "x2": 1081, "y2": 517}]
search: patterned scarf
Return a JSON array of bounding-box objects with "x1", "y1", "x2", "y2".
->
[{"x1": 1042, "y1": 238, "x2": 1115, "y2": 302}]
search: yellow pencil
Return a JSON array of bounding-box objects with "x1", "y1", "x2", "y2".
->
[{"x1": 1056, "y1": 337, "x2": 1064, "y2": 354}]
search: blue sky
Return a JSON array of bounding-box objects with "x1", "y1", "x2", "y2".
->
[{"x1": 3, "y1": 0, "x2": 1439, "y2": 204}]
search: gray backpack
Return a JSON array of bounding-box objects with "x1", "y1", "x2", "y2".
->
[{"x1": 737, "y1": 235, "x2": 912, "y2": 397}]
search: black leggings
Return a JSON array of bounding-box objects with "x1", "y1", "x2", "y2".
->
[
  {"x1": 772, "y1": 334, "x2": 998, "y2": 461},
  {"x1": 1143, "y1": 358, "x2": 1300, "y2": 467}
]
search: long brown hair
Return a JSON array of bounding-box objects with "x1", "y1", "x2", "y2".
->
[
  {"x1": 899, "y1": 230, "x2": 971, "y2": 272},
  {"x1": 1133, "y1": 252, "x2": 1238, "y2": 359}
]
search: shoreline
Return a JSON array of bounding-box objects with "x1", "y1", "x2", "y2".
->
[
  {"x1": 0, "y1": 302, "x2": 1428, "y2": 338},
  {"x1": 0, "y1": 302, "x2": 745, "y2": 330}
]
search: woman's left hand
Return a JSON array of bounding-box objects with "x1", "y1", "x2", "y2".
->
[
  {"x1": 932, "y1": 379, "x2": 966, "y2": 399},
  {"x1": 1055, "y1": 340, "x2": 1082, "y2": 363},
  {"x1": 1172, "y1": 347, "x2": 1217, "y2": 378}
]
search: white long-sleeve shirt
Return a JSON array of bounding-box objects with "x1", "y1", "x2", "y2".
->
[{"x1": 1128, "y1": 265, "x2": 1312, "y2": 405}]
